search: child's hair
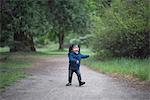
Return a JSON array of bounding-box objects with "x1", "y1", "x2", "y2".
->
[{"x1": 69, "y1": 44, "x2": 80, "y2": 53}]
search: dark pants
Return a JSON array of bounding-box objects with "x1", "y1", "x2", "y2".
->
[{"x1": 68, "y1": 69, "x2": 81, "y2": 83}]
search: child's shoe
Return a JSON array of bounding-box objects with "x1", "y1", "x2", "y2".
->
[
  {"x1": 66, "y1": 83, "x2": 72, "y2": 86},
  {"x1": 79, "y1": 82, "x2": 85, "y2": 86}
]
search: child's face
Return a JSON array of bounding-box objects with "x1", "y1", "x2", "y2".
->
[{"x1": 72, "y1": 46, "x2": 79, "y2": 52}]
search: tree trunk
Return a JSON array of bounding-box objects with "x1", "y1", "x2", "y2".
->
[
  {"x1": 58, "y1": 31, "x2": 64, "y2": 50},
  {"x1": 10, "y1": 32, "x2": 36, "y2": 52}
]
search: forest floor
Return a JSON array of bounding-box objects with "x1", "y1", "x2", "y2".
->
[{"x1": 0, "y1": 56, "x2": 150, "y2": 100}]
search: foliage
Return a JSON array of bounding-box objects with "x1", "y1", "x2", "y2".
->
[
  {"x1": 91, "y1": 0, "x2": 149, "y2": 58},
  {"x1": 0, "y1": 0, "x2": 51, "y2": 51},
  {"x1": 0, "y1": 0, "x2": 91, "y2": 50},
  {"x1": 0, "y1": 0, "x2": 149, "y2": 57},
  {"x1": 48, "y1": 0, "x2": 91, "y2": 49}
]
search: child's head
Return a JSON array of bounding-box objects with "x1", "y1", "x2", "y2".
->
[{"x1": 69, "y1": 44, "x2": 80, "y2": 53}]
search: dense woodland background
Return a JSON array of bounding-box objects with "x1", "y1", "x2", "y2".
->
[{"x1": 0, "y1": 0, "x2": 149, "y2": 58}]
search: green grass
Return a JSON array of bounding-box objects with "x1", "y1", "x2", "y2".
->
[
  {"x1": 0, "y1": 57, "x2": 32, "y2": 92},
  {"x1": 83, "y1": 57, "x2": 150, "y2": 81},
  {"x1": 0, "y1": 71, "x2": 26, "y2": 89},
  {"x1": 36, "y1": 48, "x2": 67, "y2": 55}
]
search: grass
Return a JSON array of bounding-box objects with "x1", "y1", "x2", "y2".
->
[
  {"x1": 0, "y1": 58, "x2": 32, "y2": 92},
  {"x1": 0, "y1": 71, "x2": 26, "y2": 89},
  {"x1": 83, "y1": 57, "x2": 150, "y2": 81},
  {"x1": 36, "y1": 48, "x2": 67, "y2": 55}
]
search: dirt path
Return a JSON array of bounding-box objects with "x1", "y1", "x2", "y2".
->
[{"x1": 0, "y1": 56, "x2": 149, "y2": 100}]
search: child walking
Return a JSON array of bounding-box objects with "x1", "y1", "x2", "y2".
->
[{"x1": 66, "y1": 44, "x2": 89, "y2": 86}]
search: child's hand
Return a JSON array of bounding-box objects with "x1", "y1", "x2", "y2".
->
[{"x1": 76, "y1": 60, "x2": 79, "y2": 64}]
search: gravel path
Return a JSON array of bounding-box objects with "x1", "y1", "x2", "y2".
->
[{"x1": 0, "y1": 56, "x2": 149, "y2": 100}]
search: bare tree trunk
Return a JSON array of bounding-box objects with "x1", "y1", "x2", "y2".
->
[
  {"x1": 10, "y1": 32, "x2": 36, "y2": 52},
  {"x1": 58, "y1": 31, "x2": 64, "y2": 50}
]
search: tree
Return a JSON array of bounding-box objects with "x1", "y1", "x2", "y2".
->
[
  {"x1": 0, "y1": 0, "x2": 51, "y2": 52},
  {"x1": 48, "y1": 0, "x2": 90, "y2": 50},
  {"x1": 91, "y1": 0, "x2": 149, "y2": 58}
]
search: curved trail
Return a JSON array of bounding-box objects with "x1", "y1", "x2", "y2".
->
[{"x1": 0, "y1": 56, "x2": 149, "y2": 100}]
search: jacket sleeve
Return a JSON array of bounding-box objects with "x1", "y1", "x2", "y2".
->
[{"x1": 80, "y1": 54, "x2": 89, "y2": 58}]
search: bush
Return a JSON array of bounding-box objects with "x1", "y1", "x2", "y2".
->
[{"x1": 92, "y1": 0, "x2": 149, "y2": 58}]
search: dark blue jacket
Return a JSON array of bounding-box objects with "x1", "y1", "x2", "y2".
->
[{"x1": 68, "y1": 52, "x2": 89, "y2": 70}]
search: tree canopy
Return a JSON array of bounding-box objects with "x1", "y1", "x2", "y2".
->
[{"x1": 0, "y1": 0, "x2": 149, "y2": 58}]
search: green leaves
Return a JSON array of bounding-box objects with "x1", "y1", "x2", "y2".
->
[
  {"x1": 92, "y1": 0, "x2": 149, "y2": 58},
  {"x1": 47, "y1": 0, "x2": 91, "y2": 49},
  {"x1": 48, "y1": 0, "x2": 90, "y2": 33},
  {"x1": 0, "y1": 0, "x2": 52, "y2": 49}
]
